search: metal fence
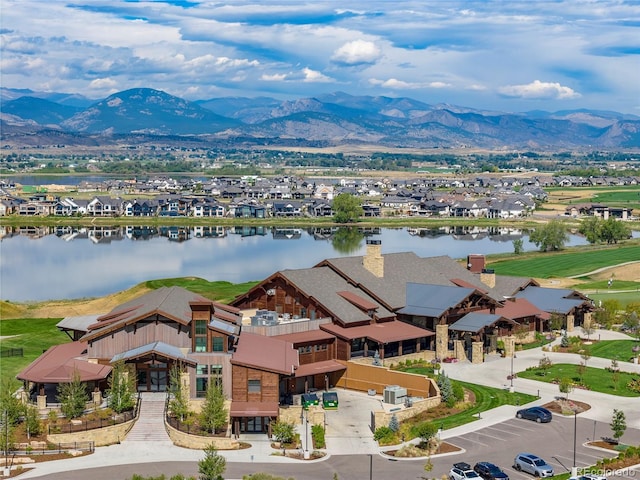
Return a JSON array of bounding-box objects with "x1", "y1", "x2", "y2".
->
[
  {"x1": 10, "y1": 441, "x2": 95, "y2": 455},
  {"x1": 48, "y1": 393, "x2": 140, "y2": 434},
  {"x1": 0, "y1": 348, "x2": 23, "y2": 357}
]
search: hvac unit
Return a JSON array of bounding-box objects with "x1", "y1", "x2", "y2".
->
[{"x1": 383, "y1": 385, "x2": 407, "y2": 405}]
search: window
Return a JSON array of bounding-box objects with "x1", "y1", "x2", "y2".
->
[
  {"x1": 195, "y1": 336, "x2": 207, "y2": 353},
  {"x1": 212, "y1": 337, "x2": 224, "y2": 352},
  {"x1": 248, "y1": 379, "x2": 261, "y2": 393},
  {"x1": 196, "y1": 377, "x2": 208, "y2": 398},
  {"x1": 196, "y1": 364, "x2": 208, "y2": 375},
  {"x1": 195, "y1": 320, "x2": 207, "y2": 335}
]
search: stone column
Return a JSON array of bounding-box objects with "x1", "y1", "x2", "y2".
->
[
  {"x1": 471, "y1": 342, "x2": 483, "y2": 364},
  {"x1": 435, "y1": 324, "x2": 449, "y2": 360},
  {"x1": 504, "y1": 336, "x2": 516, "y2": 358},
  {"x1": 566, "y1": 314, "x2": 575, "y2": 332},
  {"x1": 92, "y1": 389, "x2": 102, "y2": 406},
  {"x1": 454, "y1": 340, "x2": 465, "y2": 361},
  {"x1": 37, "y1": 394, "x2": 47, "y2": 410}
]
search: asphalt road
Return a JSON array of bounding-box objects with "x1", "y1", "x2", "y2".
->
[{"x1": 26, "y1": 417, "x2": 640, "y2": 480}]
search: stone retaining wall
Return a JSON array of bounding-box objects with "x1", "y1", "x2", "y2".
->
[
  {"x1": 165, "y1": 420, "x2": 239, "y2": 450},
  {"x1": 47, "y1": 418, "x2": 134, "y2": 446},
  {"x1": 372, "y1": 396, "x2": 441, "y2": 432}
]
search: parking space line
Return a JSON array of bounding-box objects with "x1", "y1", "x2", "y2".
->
[
  {"x1": 470, "y1": 431, "x2": 507, "y2": 441},
  {"x1": 484, "y1": 425, "x2": 521, "y2": 436},
  {"x1": 503, "y1": 422, "x2": 538, "y2": 432},
  {"x1": 453, "y1": 436, "x2": 489, "y2": 447}
]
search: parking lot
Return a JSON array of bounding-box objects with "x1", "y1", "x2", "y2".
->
[{"x1": 439, "y1": 415, "x2": 640, "y2": 480}]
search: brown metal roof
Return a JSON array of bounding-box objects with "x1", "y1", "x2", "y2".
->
[
  {"x1": 17, "y1": 342, "x2": 112, "y2": 384},
  {"x1": 230, "y1": 401, "x2": 279, "y2": 417},
  {"x1": 273, "y1": 329, "x2": 336, "y2": 345},
  {"x1": 480, "y1": 298, "x2": 551, "y2": 320},
  {"x1": 337, "y1": 291, "x2": 379, "y2": 311},
  {"x1": 320, "y1": 320, "x2": 434, "y2": 343},
  {"x1": 231, "y1": 332, "x2": 299, "y2": 375},
  {"x1": 294, "y1": 360, "x2": 346, "y2": 378}
]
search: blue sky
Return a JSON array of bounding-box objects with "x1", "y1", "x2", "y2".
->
[{"x1": 1, "y1": 0, "x2": 639, "y2": 113}]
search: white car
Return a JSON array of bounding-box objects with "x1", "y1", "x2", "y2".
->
[
  {"x1": 450, "y1": 462, "x2": 481, "y2": 480},
  {"x1": 570, "y1": 475, "x2": 607, "y2": 480}
]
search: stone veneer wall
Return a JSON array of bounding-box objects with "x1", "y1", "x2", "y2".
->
[
  {"x1": 47, "y1": 418, "x2": 134, "y2": 446},
  {"x1": 166, "y1": 420, "x2": 239, "y2": 450},
  {"x1": 372, "y1": 396, "x2": 441, "y2": 432}
]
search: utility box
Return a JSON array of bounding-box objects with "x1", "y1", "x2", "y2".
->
[{"x1": 383, "y1": 385, "x2": 407, "y2": 405}]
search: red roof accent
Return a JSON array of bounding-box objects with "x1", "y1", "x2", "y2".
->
[
  {"x1": 17, "y1": 342, "x2": 112, "y2": 384},
  {"x1": 294, "y1": 360, "x2": 346, "y2": 378},
  {"x1": 450, "y1": 278, "x2": 487, "y2": 293},
  {"x1": 231, "y1": 332, "x2": 299, "y2": 375},
  {"x1": 337, "y1": 291, "x2": 379, "y2": 311},
  {"x1": 484, "y1": 298, "x2": 551, "y2": 320},
  {"x1": 230, "y1": 401, "x2": 279, "y2": 417},
  {"x1": 273, "y1": 330, "x2": 336, "y2": 345},
  {"x1": 320, "y1": 320, "x2": 434, "y2": 343}
]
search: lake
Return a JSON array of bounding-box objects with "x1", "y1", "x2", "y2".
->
[{"x1": 0, "y1": 225, "x2": 595, "y2": 302}]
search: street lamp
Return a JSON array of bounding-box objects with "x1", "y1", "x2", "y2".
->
[{"x1": 572, "y1": 410, "x2": 577, "y2": 477}]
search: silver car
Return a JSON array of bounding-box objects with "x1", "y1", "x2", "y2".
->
[{"x1": 513, "y1": 453, "x2": 554, "y2": 477}]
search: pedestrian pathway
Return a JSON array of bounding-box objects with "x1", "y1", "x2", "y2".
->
[{"x1": 123, "y1": 392, "x2": 172, "y2": 444}]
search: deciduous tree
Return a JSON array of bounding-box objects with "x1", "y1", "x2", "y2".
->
[
  {"x1": 529, "y1": 219, "x2": 569, "y2": 251},
  {"x1": 199, "y1": 380, "x2": 227, "y2": 434},
  {"x1": 332, "y1": 193, "x2": 363, "y2": 223},
  {"x1": 58, "y1": 370, "x2": 88, "y2": 419}
]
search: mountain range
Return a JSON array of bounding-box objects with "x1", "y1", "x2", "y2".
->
[{"x1": 1, "y1": 87, "x2": 639, "y2": 150}]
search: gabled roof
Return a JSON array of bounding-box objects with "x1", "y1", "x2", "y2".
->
[
  {"x1": 57, "y1": 314, "x2": 100, "y2": 334},
  {"x1": 478, "y1": 298, "x2": 551, "y2": 320},
  {"x1": 231, "y1": 332, "x2": 298, "y2": 375},
  {"x1": 273, "y1": 329, "x2": 336, "y2": 345},
  {"x1": 111, "y1": 341, "x2": 196, "y2": 365},
  {"x1": 82, "y1": 286, "x2": 213, "y2": 341},
  {"x1": 449, "y1": 313, "x2": 516, "y2": 333},
  {"x1": 397, "y1": 283, "x2": 475, "y2": 318},
  {"x1": 515, "y1": 286, "x2": 590, "y2": 315},
  {"x1": 318, "y1": 253, "x2": 505, "y2": 310},
  {"x1": 17, "y1": 342, "x2": 112, "y2": 383},
  {"x1": 277, "y1": 267, "x2": 395, "y2": 324}
]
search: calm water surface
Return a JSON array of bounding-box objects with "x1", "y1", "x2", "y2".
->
[{"x1": 0, "y1": 226, "x2": 595, "y2": 302}]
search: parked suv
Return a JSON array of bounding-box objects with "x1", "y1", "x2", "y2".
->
[
  {"x1": 450, "y1": 462, "x2": 481, "y2": 480},
  {"x1": 513, "y1": 453, "x2": 554, "y2": 477},
  {"x1": 474, "y1": 461, "x2": 509, "y2": 480}
]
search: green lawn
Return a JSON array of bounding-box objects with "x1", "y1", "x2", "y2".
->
[
  {"x1": 144, "y1": 278, "x2": 258, "y2": 303},
  {"x1": 402, "y1": 367, "x2": 538, "y2": 430},
  {"x1": 588, "y1": 291, "x2": 640, "y2": 309},
  {"x1": 583, "y1": 340, "x2": 640, "y2": 362},
  {"x1": 0, "y1": 318, "x2": 68, "y2": 387},
  {"x1": 518, "y1": 363, "x2": 640, "y2": 397},
  {"x1": 489, "y1": 245, "x2": 640, "y2": 278}
]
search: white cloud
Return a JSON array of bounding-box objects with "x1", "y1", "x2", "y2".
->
[
  {"x1": 261, "y1": 73, "x2": 288, "y2": 81},
  {"x1": 331, "y1": 40, "x2": 381, "y2": 65},
  {"x1": 302, "y1": 67, "x2": 332, "y2": 83},
  {"x1": 88, "y1": 78, "x2": 118, "y2": 90},
  {"x1": 498, "y1": 80, "x2": 581, "y2": 100},
  {"x1": 369, "y1": 78, "x2": 451, "y2": 90}
]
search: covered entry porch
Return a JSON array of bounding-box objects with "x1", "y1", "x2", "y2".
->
[
  {"x1": 230, "y1": 401, "x2": 279, "y2": 436},
  {"x1": 111, "y1": 341, "x2": 196, "y2": 392}
]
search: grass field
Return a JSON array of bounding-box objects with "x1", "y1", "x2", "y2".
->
[
  {"x1": 584, "y1": 340, "x2": 640, "y2": 362},
  {"x1": 0, "y1": 318, "x2": 68, "y2": 387},
  {"x1": 588, "y1": 291, "x2": 640, "y2": 308},
  {"x1": 518, "y1": 363, "x2": 640, "y2": 397},
  {"x1": 144, "y1": 278, "x2": 259, "y2": 304},
  {"x1": 489, "y1": 245, "x2": 640, "y2": 278}
]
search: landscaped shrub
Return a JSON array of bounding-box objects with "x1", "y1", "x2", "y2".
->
[
  {"x1": 374, "y1": 426, "x2": 394, "y2": 443},
  {"x1": 389, "y1": 413, "x2": 399, "y2": 432},
  {"x1": 311, "y1": 424, "x2": 325, "y2": 449}
]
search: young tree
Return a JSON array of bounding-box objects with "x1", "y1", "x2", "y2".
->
[
  {"x1": 559, "y1": 377, "x2": 573, "y2": 400},
  {"x1": 512, "y1": 239, "x2": 524, "y2": 255},
  {"x1": 58, "y1": 370, "x2": 88, "y2": 419},
  {"x1": 610, "y1": 409, "x2": 626, "y2": 442},
  {"x1": 436, "y1": 372, "x2": 454, "y2": 406},
  {"x1": 413, "y1": 421, "x2": 438, "y2": 448},
  {"x1": 199, "y1": 380, "x2": 227, "y2": 434},
  {"x1": 538, "y1": 356, "x2": 552, "y2": 376},
  {"x1": 388, "y1": 413, "x2": 399, "y2": 433},
  {"x1": 198, "y1": 443, "x2": 226, "y2": 480},
  {"x1": 0, "y1": 381, "x2": 24, "y2": 426},
  {"x1": 168, "y1": 363, "x2": 190, "y2": 422},
  {"x1": 600, "y1": 218, "x2": 631, "y2": 244},
  {"x1": 529, "y1": 219, "x2": 569, "y2": 252},
  {"x1": 107, "y1": 361, "x2": 136, "y2": 414},
  {"x1": 582, "y1": 322, "x2": 595, "y2": 341},
  {"x1": 560, "y1": 331, "x2": 570, "y2": 348},
  {"x1": 24, "y1": 404, "x2": 42, "y2": 439},
  {"x1": 332, "y1": 193, "x2": 363, "y2": 223}
]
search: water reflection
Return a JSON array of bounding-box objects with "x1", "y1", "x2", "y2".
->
[{"x1": 0, "y1": 225, "x2": 591, "y2": 302}]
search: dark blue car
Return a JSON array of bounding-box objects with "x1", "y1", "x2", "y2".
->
[
  {"x1": 474, "y1": 462, "x2": 509, "y2": 480},
  {"x1": 516, "y1": 406, "x2": 552, "y2": 423}
]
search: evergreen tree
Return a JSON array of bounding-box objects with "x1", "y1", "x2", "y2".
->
[
  {"x1": 58, "y1": 370, "x2": 88, "y2": 419},
  {"x1": 168, "y1": 363, "x2": 190, "y2": 422},
  {"x1": 107, "y1": 361, "x2": 136, "y2": 414},
  {"x1": 436, "y1": 372, "x2": 454, "y2": 405},
  {"x1": 388, "y1": 413, "x2": 399, "y2": 433},
  {"x1": 199, "y1": 380, "x2": 227, "y2": 434},
  {"x1": 198, "y1": 443, "x2": 226, "y2": 480},
  {"x1": 561, "y1": 331, "x2": 570, "y2": 348}
]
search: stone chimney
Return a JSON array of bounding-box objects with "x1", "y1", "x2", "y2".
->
[
  {"x1": 363, "y1": 240, "x2": 384, "y2": 277},
  {"x1": 466, "y1": 254, "x2": 485, "y2": 273},
  {"x1": 480, "y1": 268, "x2": 496, "y2": 288}
]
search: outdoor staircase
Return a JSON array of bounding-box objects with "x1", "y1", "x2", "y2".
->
[{"x1": 123, "y1": 392, "x2": 172, "y2": 443}]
